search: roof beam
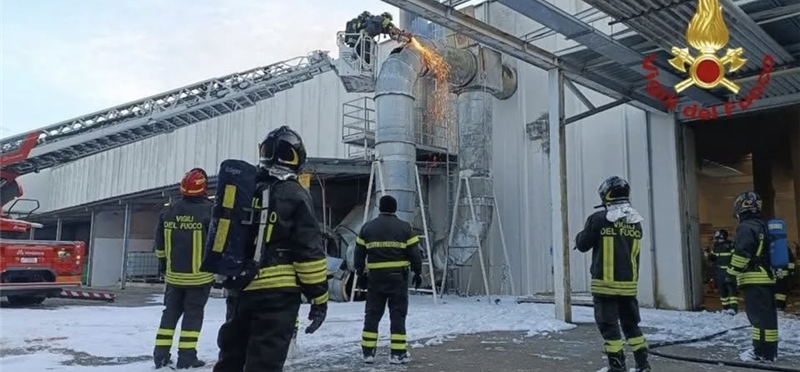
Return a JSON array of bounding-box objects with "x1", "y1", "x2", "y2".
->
[
  {"x1": 379, "y1": 0, "x2": 668, "y2": 113},
  {"x1": 684, "y1": 92, "x2": 800, "y2": 122},
  {"x1": 497, "y1": 0, "x2": 723, "y2": 106},
  {"x1": 750, "y1": 3, "x2": 800, "y2": 25}
]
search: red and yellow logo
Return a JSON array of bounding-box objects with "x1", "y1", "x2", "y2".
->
[
  {"x1": 642, "y1": 0, "x2": 775, "y2": 120},
  {"x1": 667, "y1": 0, "x2": 746, "y2": 93}
]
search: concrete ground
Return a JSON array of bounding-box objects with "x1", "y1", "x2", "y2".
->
[{"x1": 290, "y1": 325, "x2": 800, "y2": 372}]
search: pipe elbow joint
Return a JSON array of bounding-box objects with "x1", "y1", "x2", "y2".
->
[
  {"x1": 493, "y1": 64, "x2": 518, "y2": 100},
  {"x1": 375, "y1": 49, "x2": 426, "y2": 99}
]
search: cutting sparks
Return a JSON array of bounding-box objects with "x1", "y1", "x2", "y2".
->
[{"x1": 407, "y1": 37, "x2": 453, "y2": 130}]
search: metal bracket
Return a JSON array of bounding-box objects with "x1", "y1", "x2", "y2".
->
[{"x1": 565, "y1": 98, "x2": 631, "y2": 125}]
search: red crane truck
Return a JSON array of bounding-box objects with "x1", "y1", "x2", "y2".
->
[{"x1": 0, "y1": 133, "x2": 86, "y2": 305}]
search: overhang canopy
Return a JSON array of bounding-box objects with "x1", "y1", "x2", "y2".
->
[{"x1": 557, "y1": 0, "x2": 800, "y2": 120}]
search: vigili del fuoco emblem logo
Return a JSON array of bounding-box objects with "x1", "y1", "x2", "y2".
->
[{"x1": 642, "y1": 0, "x2": 775, "y2": 120}]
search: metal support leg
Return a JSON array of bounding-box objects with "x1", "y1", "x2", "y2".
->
[
  {"x1": 87, "y1": 210, "x2": 96, "y2": 286},
  {"x1": 549, "y1": 68, "x2": 572, "y2": 322},
  {"x1": 56, "y1": 217, "x2": 63, "y2": 240},
  {"x1": 414, "y1": 165, "x2": 438, "y2": 304},
  {"x1": 492, "y1": 189, "x2": 515, "y2": 296},
  {"x1": 464, "y1": 177, "x2": 492, "y2": 303},
  {"x1": 120, "y1": 204, "x2": 132, "y2": 290},
  {"x1": 441, "y1": 172, "x2": 464, "y2": 296}
]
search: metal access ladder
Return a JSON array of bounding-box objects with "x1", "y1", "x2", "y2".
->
[
  {"x1": 335, "y1": 32, "x2": 377, "y2": 93},
  {"x1": 341, "y1": 97, "x2": 376, "y2": 159},
  {"x1": 349, "y1": 160, "x2": 440, "y2": 304},
  {"x1": 0, "y1": 51, "x2": 335, "y2": 176}
]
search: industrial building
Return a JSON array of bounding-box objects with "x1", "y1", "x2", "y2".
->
[{"x1": 2, "y1": 0, "x2": 799, "y2": 313}]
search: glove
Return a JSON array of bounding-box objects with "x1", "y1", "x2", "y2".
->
[
  {"x1": 412, "y1": 273, "x2": 422, "y2": 290},
  {"x1": 158, "y1": 259, "x2": 166, "y2": 276},
  {"x1": 305, "y1": 303, "x2": 327, "y2": 334}
]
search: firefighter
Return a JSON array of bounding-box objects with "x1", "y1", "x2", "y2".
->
[
  {"x1": 153, "y1": 168, "x2": 214, "y2": 369},
  {"x1": 726, "y1": 191, "x2": 778, "y2": 361},
  {"x1": 213, "y1": 125, "x2": 328, "y2": 372},
  {"x1": 354, "y1": 195, "x2": 423, "y2": 365},
  {"x1": 344, "y1": 11, "x2": 409, "y2": 65},
  {"x1": 575, "y1": 176, "x2": 650, "y2": 372},
  {"x1": 775, "y1": 243, "x2": 796, "y2": 311},
  {"x1": 708, "y1": 229, "x2": 738, "y2": 314}
]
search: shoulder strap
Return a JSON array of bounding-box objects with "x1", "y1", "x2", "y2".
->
[{"x1": 253, "y1": 179, "x2": 280, "y2": 263}]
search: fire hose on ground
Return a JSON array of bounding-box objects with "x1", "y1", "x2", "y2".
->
[{"x1": 649, "y1": 325, "x2": 800, "y2": 372}]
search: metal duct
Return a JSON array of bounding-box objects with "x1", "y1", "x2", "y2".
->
[
  {"x1": 448, "y1": 89, "x2": 495, "y2": 267},
  {"x1": 374, "y1": 47, "x2": 427, "y2": 223},
  {"x1": 373, "y1": 38, "x2": 477, "y2": 224}
]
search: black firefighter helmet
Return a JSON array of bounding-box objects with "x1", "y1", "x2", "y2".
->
[
  {"x1": 732, "y1": 191, "x2": 762, "y2": 219},
  {"x1": 713, "y1": 229, "x2": 729, "y2": 242},
  {"x1": 598, "y1": 175, "x2": 631, "y2": 206},
  {"x1": 258, "y1": 125, "x2": 307, "y2": 174}
]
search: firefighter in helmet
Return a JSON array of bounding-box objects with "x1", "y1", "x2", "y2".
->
[
  {"x1": 154, "y1": 168, "x2": 214, "y2": 369},
  {"x1": 575, "y1": 176, "x2": 650, "y2": 372},
  {"x1": 344, "y1": 11, "x2": 410, "y2": 65},
  {"x1": 213, "y1": 125, "x2": 328, "y2": 372},
  {"x1": 727, "y1": 191, "x2": 778, "y2": 361},
  {"x1": 709, "y1": 229, "x2": 738, "y2": 314},
  {"x1": 354, "y1": 195, "x2": 423, "y2": 365}
]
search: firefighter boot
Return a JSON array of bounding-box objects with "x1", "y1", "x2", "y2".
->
[
  {"x1": 633, "y1": 349, "x2": 651, "y2": 372},
  {"x1": 606, "y1": 351, "x2": 627, "y2": 372},
  {"x1": 389, "y1": 351, "x2": 411, "y2": 365},
  {"x1": 176, "y1": 358, "x2": 205, "y2": 369},
  {"x1": 153, "y1": 349, "x2": 172, "y2": 369},
  {"x1": 362, "y1": 347, "x2": 376, "y2": 364}
]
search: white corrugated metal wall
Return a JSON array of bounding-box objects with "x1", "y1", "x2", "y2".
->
[
  {"x1": 462, "y1": 0, "x2": 692, "y2": 309},
  {"x1": 25, "y1": 70, "x2": 377, "y2": 212}
]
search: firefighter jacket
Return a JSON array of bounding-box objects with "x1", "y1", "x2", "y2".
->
[
  {"x1": 363, "y1": 16, "x2": 395, "y2": 38},
  {"x1": 575, "y1": 210, "x2": 644, "y2": 297},
  {"x1": 155, "y1": 197, "x2": 214, "y2": 286},
  {"x1": 241, "y1": 178, "x2": 329, "y2": 306},
  {"x1": 354, "y1": 213, "x2": 423, "y2": 276},
  {"x1": 727, "y1": 215, "x2": 775, "y2": 286},
  {"x1": 710, "y1": 240, "x2": 735, "y2": 271}
]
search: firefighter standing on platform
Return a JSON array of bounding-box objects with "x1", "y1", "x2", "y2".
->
[
  {"x1": 575, "y1": 176, "x2": 650, "y2": 372},
  {"x1": 213, "y1": 125, "x2": 328, "y2": 372},
  {"x1": 344, "y1": 11, "x2": 410, "y2": 65},
  {"x1": 354, "y1": 195, "x2": 423, "y2": 365},
  {"x1": 727, "y1": 191, "x2": 778, "y2": 361},
  {"x1": 154, "y1": 168, "x2": 214, "y2": 369},
  {"x1": 709, "y1": 229, "x2": 739, "y2": 314}
]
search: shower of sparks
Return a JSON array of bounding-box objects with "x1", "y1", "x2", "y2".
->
[{"x1": 408, "y1": 37, "x2": 453, "y2": 136}]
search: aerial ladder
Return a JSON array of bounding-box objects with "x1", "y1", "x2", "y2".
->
[{"x1": 0, "y1": 51, "x2": 337, "y2": 302}]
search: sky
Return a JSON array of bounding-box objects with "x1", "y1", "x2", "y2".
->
[{"x1": 0, "y1": 0, "x2": 402, "y2": 139}]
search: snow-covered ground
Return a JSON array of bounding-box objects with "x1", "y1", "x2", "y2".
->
[{"x1": 1, "y1": 295, "x2": 798, "y2": 371}]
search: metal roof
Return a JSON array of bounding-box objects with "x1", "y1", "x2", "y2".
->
[{"x1": 560, "y1": 0, "x2": 800, "y2": 119}]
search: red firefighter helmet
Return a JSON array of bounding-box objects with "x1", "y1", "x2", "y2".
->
[{"x1": 179, "y1": 168, "x2": 208, "y2": 197}]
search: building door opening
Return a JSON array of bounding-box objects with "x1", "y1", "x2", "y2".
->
[{"x1": 690, "y1": 106, "x2": 800, "y2": 312}]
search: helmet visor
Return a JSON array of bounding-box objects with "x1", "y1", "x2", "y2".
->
[{"x1": 259, "y1": 138, "x2": 277, "y2": 164}]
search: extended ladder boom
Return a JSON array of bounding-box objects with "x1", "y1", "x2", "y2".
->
[{"x1": 1, "y1": 51, "x2": 335, "y2": 176}]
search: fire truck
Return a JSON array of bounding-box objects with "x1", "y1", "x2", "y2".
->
[{"x1": 0, "y1": 134, "x2": 85, "y2": 305}]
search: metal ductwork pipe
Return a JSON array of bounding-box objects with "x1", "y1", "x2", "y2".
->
[
  {"x1": 448, "y1": 89, "x2": 495, "y2": 267},
  {"x1": 374, "y1": 47, "x2": 426, "y2": 223},
  {"x1": 373, "y1": 37, "x2": 477, "y2": 223}
]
